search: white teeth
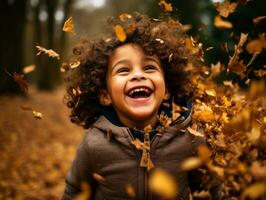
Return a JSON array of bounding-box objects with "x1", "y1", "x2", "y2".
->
[{"x1": 128, "y1": 87, "x2": 150, "y2": 96}]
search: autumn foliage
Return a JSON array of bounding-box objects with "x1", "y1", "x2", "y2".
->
[{"x1": 1, "y1": 0, "x2": 265, "y2": 199}]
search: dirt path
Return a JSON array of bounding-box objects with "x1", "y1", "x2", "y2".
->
[{"x1": 0, "y1": 88, "x2": 83, "y2": 200}]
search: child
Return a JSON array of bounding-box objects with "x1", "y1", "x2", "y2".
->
[{"x1": 62, "y1": 13, "x2": 221, "y2": 200}]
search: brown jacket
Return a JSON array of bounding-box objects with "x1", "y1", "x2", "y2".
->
[{"x1": 62, "y1": 114, "x2": 221, "y2": 200}]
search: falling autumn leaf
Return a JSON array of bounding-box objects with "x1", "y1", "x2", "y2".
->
[
  {"x1": 214, "y1": 2, "x2": 238, "y2": 18},
  {"x1": 180, "y1": 157, "x2": 202, "y2": 171},
  {"x1": 92, "y1": 173, "x2": 105, "y2": 183},
  {"x1": 63, "y1": 17, "x2": 76, "y2": 35},
  {"x1": 126, "y1": 184, "x2": 136, "y2": 198},
  {"x1": 32, "y1": 110, "x2": 43, "y2": 120},
  {"x1": 119, "y1": 13, "x2": 132, "y2": 21},
  {"x1": 187, "y1": 127, "x2": 205, "y2": 138},
  {"x1": 158, "y1": 0, "x2": 173, "y2": 12},
  {"x1": 246, "y1": 34, "x2": 266, "y2": 54},
  {"x1": 253, "y1": 16, "x2": 266, "y2": 25},
  {"x1": 214, "y1": 15, "x2": 233, "y2": 29},
  {"x1": 13, "y1": 72, "x2": 29, "y2": 91},
  {"x1": 23, "y1": 64, "x2": 35, "y2": 74},
  {"x1": 114, "y1": 24, "x2": 127, "y2": 42},
  {"x1": 36, "y1": 45, "x2": 60, "y2": 60},
  {"x1": 149, "y1": 168, "x2": 178, "y2": 198},
  {"x1": 74, "y1": 182, "x2": 91, "y2": 200}
]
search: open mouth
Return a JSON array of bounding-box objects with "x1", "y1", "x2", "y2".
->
[{"x1": 127, "y1": 86, "x2": 153, "y2": 98}]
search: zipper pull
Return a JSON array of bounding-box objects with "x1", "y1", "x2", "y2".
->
[{"x1": 140, "y1": 132, "x2": 154, "y2": 171}]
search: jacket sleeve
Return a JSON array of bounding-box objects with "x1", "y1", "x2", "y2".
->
[{"x1": 61, "y1": 135, "x2": 96, "y2": 200}]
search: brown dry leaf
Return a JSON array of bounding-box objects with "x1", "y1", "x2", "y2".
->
[
  {"x1": 214, "y1": 15, "x2": 233, "y2": 29},
  {"x1": 229, "y1": 61, "x2": 247, "y2": 79},
  {"x1": 126, "y1": 183, "x2": 136, "y2": 198},
  {"x1": 246, "y1": 34, "x2": 266, "y2": 54},
  {"x1": 254, "y1": 69, "x2": 266, "y2": 77},
  {"x1": 253, "y1": 16, "x2": 266, "y2": 25},
  {"x1": 240, "y1": 182, "x2": 266, "y2": 200},
  {"x1": 74, "y1": 182, "x2": 91, "y2": 200},
  {"x1": 246, "y1": 123, "x2": 261, "y2": 143},
  {"x1": 211, "y1": 62, "x2": 222, "y2": 77},
  {"x1": 114, "y1": 25, "x2": 127, "y2": 42},
  {"x1": 69, "y1": 60, "x2": 81, "y2": 69},
  {"x1": 20, "y1": 105, "x2": 32, "y2": 111},
  {"x1": 158, "y1": 0, "x2": 173, "y2": 12},
  {"x1": 13, "y1": 72, "x2": 29, "y2": 91},
  {"x1": 63, "y1": 17, "x2": 76, "y2": 35},
  {"x1": 214, "y1": 2, "x2": 238, "y2": 18},
  {"x1": 197, "y1": 145, "x2": 211, "y2": 163},
  {"x1": 149, "y1": 168, "x2": 178, "y2": 198},
  {"x1": 180, "y1": 157, "x2": 202, "y2": 171},
  {"x1": 32, "y1": 110, "x2": 43, "y2": 120},
  {"x1": 92, "y1": 173, "x2": 105, "y2": 183},
  {"x1": 205, "y1": 89, "x2": 216, "y2": 97},
  {"x1": 187, "y1": 127, "x2": 204, "y2": 138},
  {"x1": 131, "y1": 139, "x2": 145, "y2": 151},
  {"x1": 119, "y1": 13, "x2": 132, "y2": 21},
  {"x1": 23, "y1": 64, "x2": 35, "y2": 74},
  {"x1": 36, "y1": 45, "x2": 60, "y2": 60},
  {"x1": 172, "y1": 101, "x2": 181, "y2": 121}
]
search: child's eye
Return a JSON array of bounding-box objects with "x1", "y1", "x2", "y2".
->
[
  {"x1": 144, "y1": 65, "x2": 158, "y2": 71},
  {"x1": 116, "y1": 67, "x2": 129, "y2": 74}
]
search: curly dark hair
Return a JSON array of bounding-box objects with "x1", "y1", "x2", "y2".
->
[{"x1": 63, "y1": 12, "x2": 202, "y2": 128}]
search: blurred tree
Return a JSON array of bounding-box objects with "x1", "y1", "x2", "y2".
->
[{"x1": 0, "y1": 0, "x2": 27, "y2": 94}]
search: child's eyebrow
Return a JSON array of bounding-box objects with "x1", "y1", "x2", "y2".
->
[{"x1": 144, "y1": 56, "x2": 161, "y2": 66}]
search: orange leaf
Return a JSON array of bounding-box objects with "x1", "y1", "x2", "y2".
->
[
  {"x1": 114, "y1": 25, "x2": 127, "y2": 42},
  {"x1": 158, "y1": 0, "x2": 173, "y2": 12},
  {"x1": 63, "y1": 17, "x2": 76, "y2": 35},
  {"x1": 13, "y1": 72, "x2": 29, "y2": 91},
  {"x1": 214, "y1": 2, "x2": 237, "y2": 18},
  {"x1": 253, "y1": 16, "x2": 266, "y2": 25},
  {"x1": 149, "y1": 169, "x2": 178, "y2": 198},
  {"x1": 246, "y1": 34, "x2": 266, "y2": 54},
  {"x1": 119, "y1": 13, "x2": 132, "y2": 22},
  {"x1": 126, "y1": 184, "x2": 136, "y2": 198},
  {"x1": 23, "y1": 64, "x2": 35, "y2": 74},
  {"x1": 214, "y1": 15, "x2": 233, "y2": 29},
  {"x1": 36, "y1": 45, "x2": 60, "y2": 60}
]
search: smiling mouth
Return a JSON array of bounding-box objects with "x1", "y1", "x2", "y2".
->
[{"x1": 127, "y1": 87, "x2": 153, "y2": 98}]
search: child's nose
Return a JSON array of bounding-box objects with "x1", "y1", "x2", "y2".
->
[{"x1": 130, "y1": 70, "x2": 146, "y2": 81}]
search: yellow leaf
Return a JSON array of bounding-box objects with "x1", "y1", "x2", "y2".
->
[
  {"x1": 246, "y1": 123, "x2": 261, "y2": 143},
  {"x1": 63, "y1": 17, "x2": 76, "y2": 35},
  {"x1": 126, "y1": 183, "x2": 136, "y2": 198},
  {"x1": 92, "y1": 173, "x2": 105, "y2": 183},
  {"x1": 253, "y1": 16, "x2": 266, "y2": 25},
  {"x1": 36, "y1": 45, "x2": 60, "y2": 60},
  {"x1": 214, "y1": 2, "x2": 238, "y2": 18},
  {"x1": 23, "y1": 64, "x2": 35, "y2": 74},
  {"x1": 180, "y1": 157, "x2": 202, "y2": 171},
  {"x1": 158, "y1": 0, "x2": 173, "y2": 12},
  {"x1": 197, "y1": 145, "x2": 211, "y2": 163},
  {"x1": 114, "y1": 25, "x2": 127, "y2": 42},
  {"x1": 187, "y1": 127, "x2": 204, "y2": 138},
  {"x1": 149, "y1": 168, "x2": 178, "y2": 198},
  {"x1": 32, "y1": 110, "x2": 43, "y2": 120},
  {"x1": 246, "y1": 34, "x2": 266, "y2": 54},
  {"x1": 240, "y1": 182, "x2": 266, "y2": 200},
  {"x1": 214, "y1": 15, "x2": 233, "y2": 29},
  {"x1": 74, "y1": 182, "x2": 91, "y2": 200},
  {"x1": 119, "y1": 13, "x2": 132, "y2": 21}
]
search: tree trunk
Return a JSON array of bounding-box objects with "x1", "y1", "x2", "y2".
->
[{"x1": 0, "y1": 0, "x2": 27, "y2": 94}]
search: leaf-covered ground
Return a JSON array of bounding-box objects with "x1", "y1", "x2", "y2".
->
[{"x1": 0, "y1": 87, "x2": 83, "y2": 200}]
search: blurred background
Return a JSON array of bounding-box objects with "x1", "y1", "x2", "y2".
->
[
  {"x1": 0, "y1": 0, "x2": 265, "y2": 199},
  {"x1": 0, "y1": 0, "x2": 265, "y2": 93}
]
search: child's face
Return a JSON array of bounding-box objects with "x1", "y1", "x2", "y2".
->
[{"x1": 99, "y1": 43, "x2": 167, "y2": 129}]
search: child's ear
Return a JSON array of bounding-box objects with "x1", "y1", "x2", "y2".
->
[
  {"x1": 99, "y1": 90, "x2": 112, "y2": 106},
  {"x1": 164, "y1": 89, "x2": 170, "y2": 100}
]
